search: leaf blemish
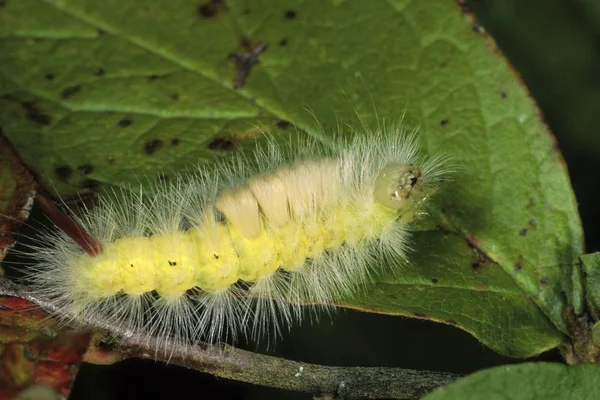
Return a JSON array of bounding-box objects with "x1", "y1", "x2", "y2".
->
[
  {"x1": 171, "y1": 138, "x2": 181, "y2": 146},
  {"x1": 440, "y1": 118, "x2": 450, "y2": 126},
  {"x1": 95, "y1": 68, "x2": 105, "y2": 77},
  {"x1": 529, "y1": 219, "x2": 537, "y2": 229},
  {"x1": 229, "y1": 42, "x2": 268, "y2": 89},
  {"x1": 519, "y1": 228, "x2": 527, "y2": 236},
  {"x1": 284, "y1": 9, "x2": 297, "y2": 19},
  {"x1": 145, "y1": 139, "x2": 164, "y2": 155},
  {"x1": 0, "y1": 1, "x2": 5, "y2": 8},
  {"x1": 171, "y1": 93, "x2": 180, "y2": 101},
  {"x1": 514, "y1": 255, "x2": 524, "y2": 272},
  {"x1": 54, "y1": 165, "x2": 73, "y2": 182},
  {"x1": 468, "y1": 241, "x2": 491, "y2": 270},
  {"x1": 240, "y1": 36, "x2": 252, "y2": 49},
  {"x1": 431, "y1": 278, "x2": 438, "y2": 284},
  {"x1": 412, "y1": 312, "x2": 426, "y2": 318},
  {"x1": 60, "y1": 84, "x2": 82, "y2": 99},
  {"x1": 279, "y1": 38, "x2": 288, "y2": 47},
  {"x1": 500, "y1": 91, "x2": 507, "y2": 99},
  {"x1": 117, "y1": 118, "x2": 132, "y2": 128},
  {"x1": 540, "y1": 277, "x2": 549, "y2": 285},
  {"x1": 45, "y1": 73, "x2": 55, "y2": 81},
  {"x1": 208, "y1": 137, "x2": 237, "y2": 151},
  {"x1": 21, "y1": 101, "x2": 52, "y2": 126},
  {"x1": 197, "y1": 0, "x2": 225, "y2": 18},
  {"x1": 275, "y1": 120, "x2": 291, "y2": 129}
]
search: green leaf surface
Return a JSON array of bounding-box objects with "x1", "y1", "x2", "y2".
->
[
  {"x1": 424, "y1": 362, "x2": 600, "y2": 400},
  {"x1": 581, "y1": 252, "x2": 600, "y2": 314},
  {"x1": 0, "y1": 0, "x2": 583, "y2": 357},
  {"x1": 343, "y1": 232, "x2": 563, "y2": 357}
]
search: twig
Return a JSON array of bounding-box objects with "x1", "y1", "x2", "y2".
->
[{"x1": 0, "y1": 278, "x2": 460, "y2": 399}]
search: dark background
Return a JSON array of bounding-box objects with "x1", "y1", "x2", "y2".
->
[{"x1": 41, "y1": 0, "x2": 600, "y2": 398}]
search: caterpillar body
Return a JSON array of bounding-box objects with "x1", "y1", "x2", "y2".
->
[{"x1": 17, "y1": 124, "x2": 448, "y2": 350}]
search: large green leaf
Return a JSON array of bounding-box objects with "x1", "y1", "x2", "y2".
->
[
  {"x1": 0, "y1": 0, "x2": 582, "y2": 357},
  {"x1": 424, "y1": 362, "x2": 600, "y2": 400}
]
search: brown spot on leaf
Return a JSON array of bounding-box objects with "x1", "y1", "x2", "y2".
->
[
  {"x1": 412, "y1": 312, "x2": 426, "y2": 319},
  {"x1": 145, "y1": 139, "x2": 164, "y2": 155},
  {"x1": 529, "y1": 219, "x2": 537, "y2": 229},
  {"x1": 171, "y1": 138, "x2": 181, "y2": 146},
  {"x1": 279, "y1": 38, "x2": 288, "y2": 47},
  {"x1": 501, "y1": 91, "x2": 507, "y2": 99},
  {"x1": 229, "y1": 42, "x2": 268, "y2": 89},
  {"x1": 60, "y1": 84, "x2": 82, "y2": 99},
  {"x1": 519, "y1": 228, "x2": 527, "y2": 236},
  {"x1": 476, "y1": 283, "x2": 488, "y2": 291},
  {"x1": 514, "y1": 263, "x2": 522, "y2": 272},
  {"x1": 431, "y1": 278, "x2": 438, "y2": 284},
  {"x1": 117, "y1": 118, "x2": 132, "y2": 128},
  {"x1": 208, "y1": 137, "x2": 236, "y2": 151},
  {"x1": 284, "y1": 9, "x2": 297, "y2": 19},
  {"x1": 275, "y1": 119, "x2": 291, "y2": 129},
  {"x1": 45, "y1": 73, "x2": 55, "y2": 81},
  {"x1": 514, "y1": 255, "x2": 524, "y2": 272},
  {"x1": 171, "y1": 93, "x2": 180, "y2": 101},
  {"x1": 540, "y1": 277, "x2": 549, "y2": 285},
  {"x1": 54, "y1": 165, "x2": 73, "y2": 182},
  {"x1": 440, "y1": 118, "x2": 449, "y2": 126},
  {"x1": 22, "y1": 102, "x2": 52, "y2": 126},
  {"x1": 197, "y1": 0, "x2": 225, "y2": 18},
  {"x1": 94, "y1": 68, "x2": 105, "y2": 77},
  {"x1": 467, "y1": 240, "x2": 491, "y2": 270},
  {"x1": 239, "y1": 36, "x2": 252, "y2": 49}
]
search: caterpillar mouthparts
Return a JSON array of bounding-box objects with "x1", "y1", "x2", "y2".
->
[{"x1": 12, "y1": 124, "x2": 450, "y2": 350}]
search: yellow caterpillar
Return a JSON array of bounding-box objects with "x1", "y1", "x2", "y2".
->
[{"x1": 19, "y1": 124, "x2": 449, "y2": 348}]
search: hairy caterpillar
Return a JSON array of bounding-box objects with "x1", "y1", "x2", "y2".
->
[{"x1": 10, "y1": 122, "x2": 449, "y2": 351}]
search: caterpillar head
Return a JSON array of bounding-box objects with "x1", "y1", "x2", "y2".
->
[{"x1": 374, "y1": 163, "x2": 423, "y2": 210}]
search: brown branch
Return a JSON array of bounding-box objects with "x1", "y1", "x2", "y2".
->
[{"x1": 0, "y1": 278, "x2": 460, "y2": 399}]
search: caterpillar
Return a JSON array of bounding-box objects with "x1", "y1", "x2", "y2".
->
[{"x1": 11, "y1": 122, "x2": 449, "y2": 352}]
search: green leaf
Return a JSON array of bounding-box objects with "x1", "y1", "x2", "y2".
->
[
  {"x1": 343, "y1": 232, "x2": 563, "y2": 357},
  {"x1": 0, "y1": 0, "x2": 582, "y2": 356},
  {"x1": 581, "y1": 252, "x2": 600, "y2": 315},
  {"x1": 423, "y1": 362, "x2": 600, "y2": 400}
]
